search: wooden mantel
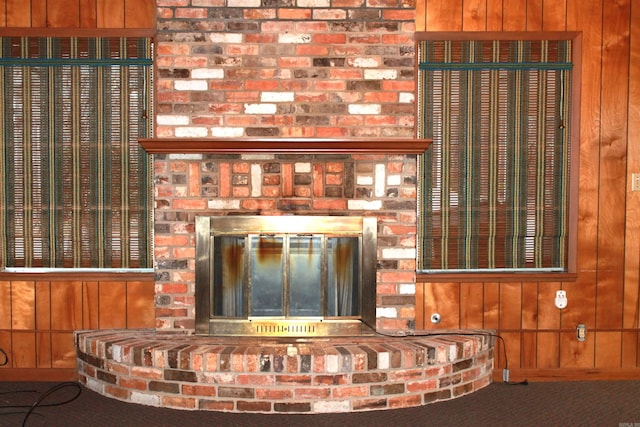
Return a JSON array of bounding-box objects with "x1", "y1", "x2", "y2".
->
[{"x1": 139, "y1": 138, "x2": 432, "y2": 154}]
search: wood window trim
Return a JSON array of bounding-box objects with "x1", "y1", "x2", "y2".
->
[
  {"x1": 0, "y1": 28, "x2": 156, "y2": 38},
  {"x1": 416, "y1": 271, "x2": 578, "y2": 283},
  {"x1": 415, "y1": 31, "x2": 582, "y2": 277}
]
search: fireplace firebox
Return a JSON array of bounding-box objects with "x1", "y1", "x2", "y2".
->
[{"x1": 195, "y1": 215, "x2": 377, "y2": 337}]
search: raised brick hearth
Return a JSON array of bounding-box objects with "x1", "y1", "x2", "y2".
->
[
  {"x1": 76, "y1": 329, "x2": 494, "y2": 413},
  {"x1": 74, "y1": 0, "x2": 496, "y2": 414}
]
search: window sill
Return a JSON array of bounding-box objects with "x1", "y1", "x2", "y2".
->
[
  {"x1": 416, "y1": 271, "x2": 578, "y2": 283},
  {"x1": 0, "y1": 269, "x2": 155, "y2": 281}
]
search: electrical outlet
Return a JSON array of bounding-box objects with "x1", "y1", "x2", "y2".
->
[
  {"x1": 577, "y1": 324, "x2": 587, "y2": 341},
  {"x1": 555, "y1": 290, "x2": 568, "y2": 309},
  {"x1": 633, "y1": 174, "x2": 640, "y2": 192}
]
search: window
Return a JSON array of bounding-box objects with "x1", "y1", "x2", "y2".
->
[
  {"x1": 0, "y1": 37, "x2": 153, "y2": 269},
  {"x1": 417, "y1": 34, "x2": 579, "y2": 273}
]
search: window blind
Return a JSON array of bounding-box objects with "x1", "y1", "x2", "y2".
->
[
  {"x1": 418, "y1": 39, "x2": 572, "y2": 272},
  {"x1": 0, "y1": 37, "x2": 153, "y2": 269}
]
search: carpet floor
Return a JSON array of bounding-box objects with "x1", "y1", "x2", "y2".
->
[{"x1": 0, "y1": 380, "x2": 638, "y2": 426}]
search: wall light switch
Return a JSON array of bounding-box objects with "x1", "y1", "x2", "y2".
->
[{"x1": 632, "y1": 173, "x2": 640, "y2": 192}]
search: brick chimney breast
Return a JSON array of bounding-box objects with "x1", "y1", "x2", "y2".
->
[{"x1": 153, "y1": 0, "x2": 418, "y2": 333}]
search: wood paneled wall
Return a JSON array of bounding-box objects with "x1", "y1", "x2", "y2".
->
[
  {"x1": 0, "y1": 275, "x2": 155, "y2": 380},
  {"x1": 0, "y1": 0, "x2": 155, "y2": 29},
  {"x1": 0, "y1": 0, "x2": 156, "y2": 380},
  {"x1": 415, "y1": 0, "x2": 640, "y2": 380}
]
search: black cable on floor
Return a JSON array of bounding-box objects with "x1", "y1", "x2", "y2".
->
[
  {"x1": 0, "y1": 381, "x2": 82, "y2": 427},
  {"x1": 0, "y1": 348, "x2": 7, "y2": 366}
]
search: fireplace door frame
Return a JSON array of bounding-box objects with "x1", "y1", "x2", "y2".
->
[{"x1": 195, "y1": 215, "x2": 377, "y2": 337}]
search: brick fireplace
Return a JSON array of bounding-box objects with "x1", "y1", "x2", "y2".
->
[{"x1": 74, "y1": 0, "x2": 495, "y2": 414}]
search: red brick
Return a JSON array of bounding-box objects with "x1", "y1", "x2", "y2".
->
[
  {"x1": 313, "y1": 33, "x2": 347, "y2": 44},
  {"x1": 312, "y1": 199, "x2": 347, "y2": 210},
  {"x1": 316, "y1": 126, "x2": 349, "y2": 137},
  {"x1": 332, "y1": 385, "x2": 368, "y2": 398},
  {"x1": 237, "y1": 374, "x2": 276, "y2": 386},
  {"x1": 282, "y1": 163, "x2": 294, "y2": 197},
  {"x1": 233, "y1": 186, "x2": 251, "y2": 197},
  {"x1": 383, "y1": 9, "x2": 416, "y2": 20},
  {"x1": 294, "y1": 387, "x2": 330, "y2": 399},
  {"x1": 119, "y1": 377, "x2": 148, "y2": 391},
  {"x1": 173, "y1": 199, "x2": 207, "y2": 210},
  {"x1": 199, "y1": 400, "x2": 235, "y2": 411},
  {"x1": 175, "y1": 8, "x2": 207, "y2": 19},
  {"x1": 389, "y1": 393, "x2": 422, "y2": 408},
  {"x1": 256, "y1": 388, "x2": 294, "y2": 399},
  {"x1": 296, "y1": 44, "x2": 329, "y2": 56},
  {"x1": 104, "y1": 385, "x2": 131, "y2": 400},
  {"x1": 236, "y1": 400, "x2": 272, "y2": 412},
  {"x1": 278, "y1": 8, "x2": 312, "y2": 19},
  {"x1": 182, "y1": 384, "x2": 217, "y2": 396},
  {"x1": 162, "y1": 395, "x2": 197, "y2": 409}
]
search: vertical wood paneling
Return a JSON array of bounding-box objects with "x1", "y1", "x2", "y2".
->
[
  {"x1": 536, "y1": 332, "x2": 559, "y2": 368},
  {"x1": 125, "y1": 0, "x2": 156, "y2": 29},
  {"x1": 418, "y1": 0, "x2": 640, "y2": 377},
  {"x1": 126, "y1": 281, "x2": 155, "y2": 328},
  {"x1": 595, "y1": 331, "x2": 622, "y2": 368},
  {"x1": 426, "y1": 0, "x2": 463, "y2": 31},
  {"x1": 542, "y1": 0, "x2": 567, "y2": 31},
  {"x1": 459, "y1": 282, "x2": 483, "y2": 328},
  {"x1": 11, "y1": 281, "x2": 35, "y2": 330},
  {"x1": 50, "y1": 281, "x2": 83, "y2": 331},
  {"x1": 521, "y1": 282, "x2": 538, "y2": 329},
  {"x1": 486, "y1": 0, "x2": 504, "y2": 31},
  {"x1": 97, "y1": 0, "x2": 124, "y2": 28},
  {"x1": 0, "y1": 276, "x2": 154, "y2": 376},
  {"x1": 621, "y1": 331, "x2": 638, "y2": 367},
  {"x1": 596, "y1": 0, "x2": 631, "y2": 331},
  {"x1": 0, "y1": 0, "x2": 154, "y2": 29},
  {"x1": 499, "y1": 283, "x2": 521, "y2": 330},
  {"x1": 51, "y1": 332, "x2": 76, "y2": 368},
  {"x1": 500, "y1": 331, "x2": 521, "y2": 369},
  {"x1": 502, "y1": 0, "x2": 527, "y2": 31},
  {"x1": 521, "y1": 331, "x2": 537, "y2": 368},
  {"x1": 99, "y1": 281, "x2": 127, "y2": 329},
  {"x1": 0, "y1": 282, "x2": 10, "y2": 330},
  {"x1": 79, "y1": 0, "x2": 98, "y2": 28},
  {"x1": 415, "y1": 282, "x2": 426, "y2": 327},
  {"x1": 526, "y1": 0, "x2": 543, "y2": 31},
  {"x1": 625, "y1": 0, "x2": 640, "y2": 331},
  {"x1": 47, "y1": 0, "x2": 80, "y2": 27},
  {"x1": 35, "y1": 281, "x2": 51, "y2": 330},
  {"x1": 537, "y1": 282, "x2": 561, "y2": 330},
  {"x1": 568, "y1": 0, "x2": 602, "y2": 273},
  {"x1": 462, "y1": 0, "x2": 486, "y2": 31},
  {"x1": 83, "y1": 281, "x2": 100, "y2": 329},
  {"x1": 421, "y1": 282, "x2": 460, "y2": 329},
  {"x1": 559, "y1": 331, "x2": 594, "y2": 368},
  {"x1": 0, "y1": 1, "x2": 6, "y2": 27},
  {"x1": 36, "y1": 332, "x2": 52, "y2": 368},
  {"x1": 483, "y1": 282, "x2": 500, "y2": 329},
  {"x1": 6, "y1": 0, "x2": 31, "y2": 27},
  {"x1": 0, "y1": 331, "x2": 10, "y2": 367},
  {"x1": 11, "y1": 331, "x2": 36, "y2": 368},
  {"x1": 31, "y1": 0, "x2": 48, "y2": 27}
]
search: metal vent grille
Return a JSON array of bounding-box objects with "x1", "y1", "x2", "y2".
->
[{"x1": 255, "y1": 323, "x2": 316, "y2": 335}]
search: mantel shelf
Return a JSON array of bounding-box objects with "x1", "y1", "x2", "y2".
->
[{"x1": 139, "y1": 138, "x2": 431, "y2": 155}]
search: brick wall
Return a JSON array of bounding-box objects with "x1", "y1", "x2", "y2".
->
[{"x1": 153, "y1": 0, "x2": 418, "y2": 333}]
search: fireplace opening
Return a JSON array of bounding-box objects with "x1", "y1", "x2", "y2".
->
[{"x1": 195, "y1": 215, "x2": 377, "y2": 337}]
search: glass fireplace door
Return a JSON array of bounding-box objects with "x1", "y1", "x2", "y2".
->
[
  {"x1": 196, "y1": 215, "x2": 377, "y2": 337},
  {"x1": 288, "y1": 236, "x2": 322, "y2": 317}
]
